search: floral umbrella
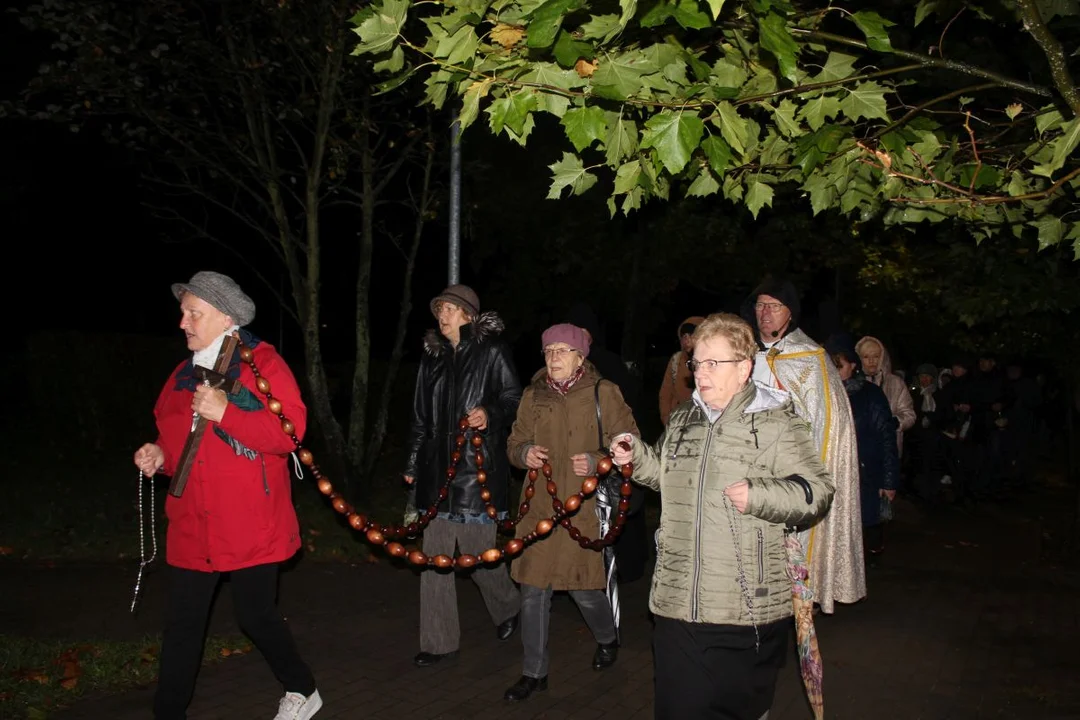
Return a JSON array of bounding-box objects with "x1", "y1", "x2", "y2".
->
[{"x1": 784, "y1": 532, "x2": 824, "y2": 720}]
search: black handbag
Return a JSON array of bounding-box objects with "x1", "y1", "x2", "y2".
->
[{"x1": 594, "y1": 380, "x2": 645, "y2": 516}]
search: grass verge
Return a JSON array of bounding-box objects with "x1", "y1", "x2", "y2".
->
[{"x1": 0, "y1": 633, "x2": 252, "y2": 720}]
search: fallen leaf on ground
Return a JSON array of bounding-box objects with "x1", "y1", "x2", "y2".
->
[
  {"x1": 220, "y1": 647, "x2": 233, "y2": 657},
  {"x1": 575, "y1": 59, "x2": 597, "y2": 78}
]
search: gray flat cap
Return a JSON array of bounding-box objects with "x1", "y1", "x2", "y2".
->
[{"x1": 171, "y1": 271, "x2": 256, "y2": 326}]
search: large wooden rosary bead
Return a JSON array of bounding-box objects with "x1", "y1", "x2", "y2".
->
[
  {"x1": 281, "y1": 419, "x2": 295, "y2": 435},
  {"x1": 621, "y1": 464, "x2": 634, "y2": 479},
  {"x1": 528, "y1": 468, "x2": 538, "y2": 481},
  {"x1": 256, "y1": 377, "x2": 271, "y2": 394},
  {"x1": 239, "y1": 346, "x2": 254, "y2": 363},
  {"x1": 480, "y1": 489, "x2": 492, "y2": 502},
  {"x1": 408, "y1": 550, "x2": 428, "y2": 565},
  {"x1": 595, "y1": 456, "x2": 613, "y2": 477},
  {"x1": 546, "y1": 480, "x2": 558, "y2": 496},
  {"x1": 386, "y1": 542, "x2": 406, "y2": 558},
  {"x1": 438, "y1": 487, "x2": 449, "y2": 501},
  {"x1": 476, "y1": 470, "x2": 487, "y2": 484},
  {"x1": 563, "y1": 494, "x2": 582, "y2": 513},
  {"x1": 535, "y1": 519, "x2": 554, "y2": 536},
  {"x1": 459, "y1": 417, "x2": 470, "y2": 430},
  {"x1": 541, "y1": 462, "x2": 552, "y2": 477},
  {"x1": 456, "y1": 554, "x2": 478, "y2": 568},
  {"x1": 268, "y1": 398, "x2": 283, "y2": 415},
  {"x1": 475, "y1": 453, "x2": 485, "y2": 468},
  {"x1": 332, "y1": 496, "x2": 348, "y2": 513},
  {"x1": 504, "y1": 539, "x2": 524, "y2": 556},
  {"x1": 452, "y1": 450, "x2": 462, "y2": 464},
  {"x1": 620, "y1": 482, "x2": 634, "y2": 497},
  {"x1": 298, "y1": 448, "x2": 314, "y2": 465},
  {"x1": 348, "y1": 513, "x2": 367, "y2": 531},
  {"x1": 524, "y1": 485, "x2": 535, "y2": 499},
  {"x1": 455, "y1": 435, "x2": 466, "y2": 448},
  {"x1": 366, "y1": 528, "x2": 385, "y2": 545},
  {"x1": 432, "y1": 554, "x2": 454, "y2": 569},
  {"x1": 470, "y1": 434, "x2": 483, "y2": 448},
  {"x1": 582, "y1": 477, "x2": 598, "y2": 494},
  {"x1": 480, "y1": 548, "x2": 503, "y2": 563},
  {"x1": 317, "y1": 478, "x2": 333, "y2": 495},
  {"x1": 485, "y1": 506, "x2": 498, "y2": 520}
]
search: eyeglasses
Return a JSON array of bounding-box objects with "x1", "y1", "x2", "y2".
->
[
  {"x1": 687, "y1": 358, "x2": 743, "y2": 372},
  {"x1": 754, "y1": 302, "x2": 786, "y2": 313},
  {"x1": 543, "y1": 347, "x2": 578, "y2": 358}
]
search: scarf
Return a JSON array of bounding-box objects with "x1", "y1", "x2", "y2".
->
[
  {"x1": 919, "y1": 385, "x2": 936, "y2": 413},
  {"x1": 546, "y1": 365, "x2": 585, "y2": 395}
]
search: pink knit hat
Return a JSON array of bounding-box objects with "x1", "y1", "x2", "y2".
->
[{"x1": 541, "y1": 323, "x2": 591, "y2": 358}]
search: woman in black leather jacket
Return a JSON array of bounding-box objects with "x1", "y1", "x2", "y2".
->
[{"x1": 403, "y1": 284, "x2": 524, "y2": 668}]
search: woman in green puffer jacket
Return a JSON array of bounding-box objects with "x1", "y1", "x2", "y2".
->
[{"x1": 612, "y1": 313, "x2": 835, "y2": 720}]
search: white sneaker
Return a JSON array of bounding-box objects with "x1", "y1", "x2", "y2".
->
[{"x1": 274, "y1": 689, "x2": 323, "y2": 720}]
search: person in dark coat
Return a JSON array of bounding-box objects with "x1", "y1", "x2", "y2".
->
[
  {"x1": 403, "y1": 284, "x2": 524, "y2": 667},
  {"x1": 565, "y1": 302, "x2": 648, "y2": 584},
  {"x1": 825, "y1": 334, "x2": 899, "y2": 564}
]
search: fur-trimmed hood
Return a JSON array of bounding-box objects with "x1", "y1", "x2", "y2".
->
[{"x1": 423, "y1": 310, "x2": 506, "y2": 356}]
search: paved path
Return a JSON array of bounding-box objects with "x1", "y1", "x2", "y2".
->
[{"x1": 5, "y1": 486, "x2": 1079, "y2": 720}]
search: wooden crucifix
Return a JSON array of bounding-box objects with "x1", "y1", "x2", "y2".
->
[{"x1": 168, "y1": 334, "x2": 240, "y2": 497}]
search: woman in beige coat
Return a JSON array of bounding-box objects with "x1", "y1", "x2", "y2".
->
[{"x1": 504, "y1": 323, "x2": 639, "y2": 702}]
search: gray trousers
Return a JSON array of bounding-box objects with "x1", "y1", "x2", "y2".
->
[
  {"x1": 521, "y1": 583, "x2": 617, "y2": 679},
  {"x1": 419, "y1": 518, "x2": 521, "y2": 654}
]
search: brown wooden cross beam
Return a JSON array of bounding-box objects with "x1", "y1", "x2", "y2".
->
[{"x1": 168, "y1": 334, "x2": 240, "y2": 497}]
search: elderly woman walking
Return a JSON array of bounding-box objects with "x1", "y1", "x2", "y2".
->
[
  {"x1": 503, "y1": 323, "x2": 639, "y2": 702},
  {"x1": 612, "y1": 313, "x2": 834, "y2": 720}
]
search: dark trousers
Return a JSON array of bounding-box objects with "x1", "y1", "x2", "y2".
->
[
  {"x1": 864, "y1": 523, "x2": 885, "y2": 555},
  {"x1": 153, "y1": 563, "x2": 316, "y2": 719},
  {"x1": 419, "y1": 518, "x2": 521, "y2": 654},
  {"x1": 520, "y1": 584, "x2": 617, "y2": 678},
  {"x1": 653, "y1": 616, "x2": 789, "y2": 720}
]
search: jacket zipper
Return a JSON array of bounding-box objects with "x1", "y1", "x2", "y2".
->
[
  {"x1": 756, "y1": 527, "x2": 764, "y2": 584},
  {"x1": 691, "y1": 422, "x2": 716, "y2": 622},
  {"x1": 260, "y1": 454, "x2": 269, "y2": 495}
]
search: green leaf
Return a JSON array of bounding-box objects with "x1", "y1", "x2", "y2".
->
[
  {"x1": 604, "y1": 112, "x2": 639, "y2": 165},
  {"x1": 616, "y1": 0, "x2": 638, "y2": 37},
  {"x1": 744, "y1": 177, "x2": 774, "y2": 218},
  {"x1": 839, "y1": 82, "x2": 889, "y2": 122},
  {"x1": 527, "y1": 0, "x2": 580, "y2": 49},
  {"x1": 614, "y1": 159, "x2": 642, "y2": 193},
  {"x1": 911, "y1": 130, "x2": 942, "y2": 162},
  {"x1": 701, "y1": 134, "x2": 734, "y2": 174},
  {"x1": 553, "y1": 29, "x2": 594, "y2": 66},
  {"x1": 1029, "y1": 215, "x2": 1064, "y2": 250},
  {"x1": 815, "y1": 52, "x2": 857, "y2": 83},
  {"x1": 770, "y1": 99, "x2": 801, "y2": 138},
  {"x1": 519, "y1": 62, "x2": 586, "y2": 116},
  {"x1": 353, "y1": 0, "x2": 409, "y2": 55},
  {"x1": 487, "y1": 90, "x2": 537, "y2": 136},
  {"x1": 757, "y1": 12, "x2": 799, "y2": 83},
  {"x1": 591, "y1": 52, "x2": 654, "y2": 100},
  {"x1": 672, "y1": 0, "x2": 711, "y2": 29},
  {"x1": 547, "y1": 152, "x2": 598, "y2": 198},
  {"x1": 458, "y1": 77, "x2": 494, "y2": 130},
  {"x1": 373, "y1": 45, "x2": 405, "y2": 73},
  {"x1": 914, "y1": 0, "x2": 938, "y2": 26},
  {"x1": 435, "y1": 25, "x2": 480, "y2": 64},
  {"x1": 641, "y1": 110, "x2": 705, "y2": 174},
  {"x1": 957, "y1": 164, "x2": 1002, "y2": 191},
  {"x1": 713, "y1": 101, "x2": 748, "y2": 155},
  {"x1": 580, "y1": 14, "x2": 621, "y2": 39},
  {"x1": 850, "y1": 10, "x2": 895, "y2": 52},
  {"x1": 1042, "y1": 117, "x2": 1080, "y2": 177},
  {"x1": 1068, "y1": 223, "x2": 1080, "y2": 260},
  {"x1": 704, "y1": 0, "x2": 727, "y2": 20},
  {"x1": 687, "y1": 165, "x2": 720, "y2": 196},
  {"x1": 712, "y1": 58, "x2": 747, "y2": 89},
  {"x1": 802, "y1": 172, "x2": 837, "y2": 215},
  {"x1": 561, "y1": 105, "x2": 608, "y2": 151},
  {"x1": 794, "y1": 125, "x2": 847, "y2": 174},
  {"x1": 799, "y1": 95, "x2": 841, "y2": 131}
]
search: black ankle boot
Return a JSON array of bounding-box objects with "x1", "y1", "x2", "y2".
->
[
  {"x1": 503, "y1": 675, "x2": 548, "y2": 701},
  {"x1": 592, "y1": 641, "x2": 619, "y2": 670}
]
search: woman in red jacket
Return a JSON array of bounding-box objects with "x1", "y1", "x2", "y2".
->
[{"x1": 133, "y1": 271, "x2": 322, "y2": 720}]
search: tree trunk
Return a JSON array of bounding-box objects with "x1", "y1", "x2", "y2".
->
[
  {"x1": 363, "y1": 125, "x2": 436, "y2": 480},
  {"x1": 347, "y1": 91, "x2": 376, "y2": 479}
]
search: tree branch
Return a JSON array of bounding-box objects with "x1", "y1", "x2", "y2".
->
[
  {"x1": 889, "y1": 166, "x2": 1080, "y2": 205},
  {"x1": 790, "y1": 29, "x2": 1053, "y2": 98},
  {"x1": 1015, "y1": 0, "x2": 1080, "y2": 117},
  {"x1": 874, "y1": 83, "x2": 998, "y2": 138}
]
